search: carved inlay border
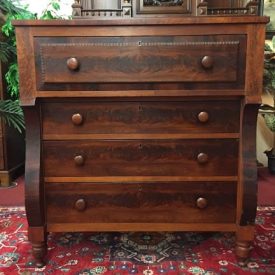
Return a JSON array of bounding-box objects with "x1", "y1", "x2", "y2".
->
[
  {"x1": 40, "y1": 46, "x2": 46, "y2": 85},
  {"x1": 39, "y1": 40, "x2": 240, "y2": 83},
  {"x1": 40, "y1": 40, "x2": 240, "y2": 48}
]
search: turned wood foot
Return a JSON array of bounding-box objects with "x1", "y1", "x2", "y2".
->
[
  {"x1": 235, "y1": 241, "x2": 252, "y2": 265},
  {"x1": 28, "y1": 227, "x2": 47, "y2": 267},
  {"x1": 32, "y1": 241, "x2": 46, "y2": 267}
]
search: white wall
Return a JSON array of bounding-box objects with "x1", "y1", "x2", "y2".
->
[{"x1": 19, "y1": 0, "x2": 73, "y2": 17}]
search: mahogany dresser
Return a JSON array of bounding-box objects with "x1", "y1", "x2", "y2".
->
[{"x1": 14, "y1": 16, "x2": 268, "y2": 266}]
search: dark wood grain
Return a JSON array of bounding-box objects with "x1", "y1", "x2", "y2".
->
[
  {"x1": 43, "y1": 139, "x2": 238, "y2": 177},
  {"x1": 239, "y1": 103, "x2": 259, "y2": 226},
  {"x1": 37, "y1": 82, "x2": 246, "y2": 92},
  {"x1": 36, "y1": 36, "x2": 241, "y2": 84},
  {"x1": 42, "y1": 100, "x2": 240, "y2": 136},
  {"x1": 44, "y1": 176, "x2": 238, "y2": 183},
  {"x1": 24, "y1": 106, "x2": 44, "y2": 226},
  {"x1": 34, "y1": 34, "x2": 245, "y2": 92},
  {"x1": 14, "y1": 17, "x2": 267, "y2": 105},
  {"x1": 46, "y1": 181, "x2": 237, "y2": 223},
  {"x1": 24, "y1": 106, "x2": 46, "y2": 267}
]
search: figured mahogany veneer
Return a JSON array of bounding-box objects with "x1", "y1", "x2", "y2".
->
[
  {"x1": 37, "y1": 36, "x2": 243, "y2": 84},
  {"x1": 35, "y1": 35, "x2": 246, "y2": 91},
  {"x1": 46, "y1": 181, "x2": 237, "y2": 224},
  {"x1": 13, "y1": 17, "x2": 268, "y2": 267},
  {"x1": 42, "y1": 100, "x2": 240, "y2": 137},
  {"x1": 43, "y1": 139, "x2": 238, "y2": 177}
]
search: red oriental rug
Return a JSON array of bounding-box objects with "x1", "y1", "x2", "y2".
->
[{"x1": 0, "y1": 207, "x2": 274, "y2": 275}]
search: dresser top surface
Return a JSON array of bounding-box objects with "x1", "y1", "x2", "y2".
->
[{"x1": 13, "y1": 16, "x2": 269, "y2": 27}]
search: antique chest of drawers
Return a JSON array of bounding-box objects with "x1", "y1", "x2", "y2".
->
[{"x1": 14, "y1": 17, "x2": 268, "y2": 266}]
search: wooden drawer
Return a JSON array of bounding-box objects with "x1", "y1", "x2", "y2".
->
[
  {"x1": 46, "y1": 181, "x2": 237, "y2": 224},
  {"x1": 42, "y1": 100, "x2": 240, "y2": 138},
  {"x1": 35, "y1": 35, "x2": 246, "y2": 91},
  {"x1": 43, "y1": 139, "x2": 238, "y2": 177}
]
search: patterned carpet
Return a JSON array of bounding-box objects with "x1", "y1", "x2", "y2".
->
[{"x1": 0, "y1": 207, "x2": 274, "y2": 274}]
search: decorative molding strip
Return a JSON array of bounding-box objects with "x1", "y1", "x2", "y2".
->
[
  {"x1": 72, "y1": 0, "x2": 132, "y2": 18},
  {"x1": 206, "y1": 0, "x2": 259, "y2": 16},
  {"x1": 40, "y1": 46, "x2": 46, "y2": 85},
  {"x1": 81, "y1": 9, "x2": 123, "y2": 17},
  {"x1": 40, "y1": 41, "x2": 240, "y2": 48},
  {"x1": 207, "y1": 7, "x2": 258, "y2": 16},
  {"x1": 208, "y1": 8, "x2": 250, "y2": 16}
]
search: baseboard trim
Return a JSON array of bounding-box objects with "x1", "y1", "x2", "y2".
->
[{"x1": 0, "y1": 162, "x2": 25, "y2": 187}]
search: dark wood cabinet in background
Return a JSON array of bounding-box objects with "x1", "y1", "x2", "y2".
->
[
  {"x1": 14, "y1": 15, "x2": 268, "y2": 266},
  {"x1": 0, "y1": 62, "x2": 24, "y2": 187},
  {"x1": 72, "y1": 0, "x2": 261, "y2": 18}
]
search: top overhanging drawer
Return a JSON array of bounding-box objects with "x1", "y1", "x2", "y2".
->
[{"x1": 34, "y1": 35, "x2": 246, "y2": 91}]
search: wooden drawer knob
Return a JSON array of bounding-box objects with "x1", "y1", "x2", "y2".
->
[
  {"x1": 67, "y1": 57, "x2": 79, "y2": 71},
  {"x1": 196, "y1": 197, "x2": 208, "y2": 209},
  {"x1": 74, "y1": 199, "x2": 86, "y2": 211},
  {"x1": 197, "y1": 111, "x2": 209, "y2": 123},
  {"x1": 197, "y1": 153, "x2": 208, "y2": 164},
  {"x1": 72, "y1": 113, "x2": 83, "y2": 125},
  {"x1": 201, "y1": 56, "x2": 214, "y2": 69},
  {"x1": 74, "y1": 155, "x2": 85, "y2": 166}
]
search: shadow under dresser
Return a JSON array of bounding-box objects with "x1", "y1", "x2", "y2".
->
[{"x1": 13, "y1": 16, "x2": 268, "y2": 266}]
